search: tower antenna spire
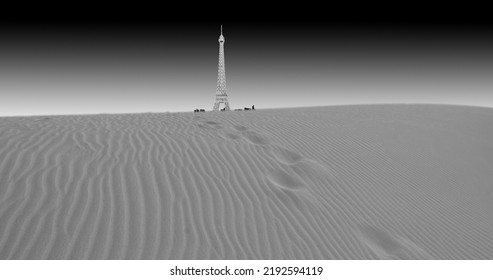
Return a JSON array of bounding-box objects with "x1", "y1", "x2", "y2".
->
[{"x1": 221, "y1": 25, "x2": 223, "y2": 35}]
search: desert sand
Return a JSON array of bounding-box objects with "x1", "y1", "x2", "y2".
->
[{"x1": 1, "y1": 104, "x2": 493, "y2": 259}]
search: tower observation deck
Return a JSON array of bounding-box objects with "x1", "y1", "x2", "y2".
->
[{"x1": 213, "y1": 25, "x2": 230, "y2": 111}]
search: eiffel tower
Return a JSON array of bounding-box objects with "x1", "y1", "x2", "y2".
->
[{"x1": 213, "y1": 25, "x2": 230, "y2": 111}]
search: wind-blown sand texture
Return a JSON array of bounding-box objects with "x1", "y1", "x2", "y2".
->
[{"x1": 1, "y1": 104, "x2": 493, "y2": 259}]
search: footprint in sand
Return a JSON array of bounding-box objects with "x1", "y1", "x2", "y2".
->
[
  {"x1": 355, "y1": 224, "x2": 433, "y2": 259},
  {"x1": 267, "y1": 168, "x2": 305, "y2": 190},
  {"x1": 241, "y1": 131, "x2": 270, "y2": 145},
  {"x1": 265, "y1": 166, "x2": 320, "y2": 213},
  {"x1": 197, "y1": 120, "x2": 223, "y2": 130},
  {"x1": 223, "y1": 132, "x2": 240, "y2": 140},
  {"x1": 233, "y1": 125, "x2": 249, "y2": 132},
  {"x1": 231, "y1": 125, "x2": 270, "y2": 145},
  {"x1": 272, "y1": 146, "x2": 304, "y2": 165}
]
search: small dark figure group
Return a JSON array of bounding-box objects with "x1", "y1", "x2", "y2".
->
[{"x1": 194, "y1": 106, "x2": 254, "y2": 112}]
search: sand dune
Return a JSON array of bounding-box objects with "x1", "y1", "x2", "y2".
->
[{"x1": 1, "y1": 104, "x2": 493, "y2": 259}]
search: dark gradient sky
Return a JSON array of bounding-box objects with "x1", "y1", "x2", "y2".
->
[{"x1": 1, "y1": 20, "x2": 493, "y2": 116}]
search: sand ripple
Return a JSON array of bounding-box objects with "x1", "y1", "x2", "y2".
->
[{"x1": 1, "y1": 105, "x2": 493, "y2": 259}]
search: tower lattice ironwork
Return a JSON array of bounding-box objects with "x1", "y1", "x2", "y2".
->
[{"x1": 213, "y1": 25, "x2": 230, "y2": 111}]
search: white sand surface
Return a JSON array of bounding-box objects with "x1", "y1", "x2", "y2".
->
[{"x1": 1, "y1": 104, "x2": 493, "y2": 259}]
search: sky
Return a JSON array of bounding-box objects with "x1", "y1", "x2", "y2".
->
[{"x1": 1, "y1": 19, "x2": 493, "y2": 116}]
